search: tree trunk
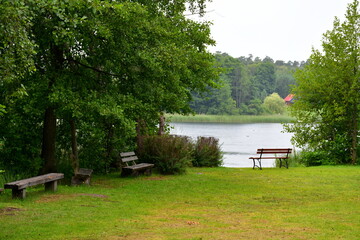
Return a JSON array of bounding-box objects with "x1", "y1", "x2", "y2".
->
[
  {"x1": 41, "y1": 44, "x2": 64, "y2": 174},
  {"x1": 41, "y1": 107, "x2": 57, "y2": 173},
  {"x1": 136, "y1": 119, "x2": 146, "y2": 154},
  {"x1": 105, "y1": 122, "x2": 114, "y2": 173},
  {"x1": 158, "y1": 114, "x2": 165, "y2": 135},
  {"x1": 350, "y1": 105, "x2": 358, "y2": 165},
  {"x1": 70, "y1": 119, "x2": 79, "y2": 174}
]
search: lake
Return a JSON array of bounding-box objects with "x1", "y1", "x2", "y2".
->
[{"x1": 170, "y1": 122, "x2": 294, "y2": 168}]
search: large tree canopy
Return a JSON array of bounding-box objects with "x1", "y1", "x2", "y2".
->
[
  {"x1": 0, "y1": 0, "x2": 219, "y2": 174},
  {"x1": 285, "y1": 0, "x2": 360, "y2": 165}
]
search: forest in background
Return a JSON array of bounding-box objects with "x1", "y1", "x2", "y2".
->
[{"x1": 190, "y1": 52, "x2": 305, "y2": 115}]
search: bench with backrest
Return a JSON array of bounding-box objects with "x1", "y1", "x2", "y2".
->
[
  {"x1": 4, "y1": 173, "x2": 64, "y2": 199},
  {"x1": 120, "y1": 152, "x2": 154, "y2": 177},
  {"x1": 249, "y1": 148, "x2": 292, "y2": 170}
]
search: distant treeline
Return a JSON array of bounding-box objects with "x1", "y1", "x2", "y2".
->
[{"x1": 190, "y1": 52, "x2": 305, "y2": 115}]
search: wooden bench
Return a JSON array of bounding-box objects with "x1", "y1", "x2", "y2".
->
[
  {"x1": 71, "y1": 168, "x2": 93, "y2": 186},
  {"x1": 120, "y1": 152, "x2": 154, "y2": 177},
  {"x1": 249, "y1": 148, "x2": 292, "y2": 170},
  {"x1": 4, "y1": 173, "x2": 64, "y2": 199}
]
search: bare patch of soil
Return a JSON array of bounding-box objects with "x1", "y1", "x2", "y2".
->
[
  {"x1": 0, "y1": 207, "x2": 23, "y2": 216},
  {"x1": 35, "y1": 194, "x2": 72, "y2": 203},
  {"x1": 78, "y1": 193, "x2": 109, "y2": 198}
]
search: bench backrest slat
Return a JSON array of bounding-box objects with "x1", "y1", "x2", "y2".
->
[
  {"x1": 120, "y1": 152, "x2": 138, "y2": 166},
  {"x1": 121, "y1": 156, "x2": 138, "y2": 163},
  {"x1": 120, "y1": 152, "x2": 136, "y2": 157},
  {"x1": 256, "y1": 148, "x2": 292, "y2": 154}
]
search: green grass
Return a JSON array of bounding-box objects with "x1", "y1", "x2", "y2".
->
[
  {"x1": 167, "y1": 114, "x2": 295, "y2": 123},
  {"x1": 0, "y1": 166, "x2": 359, "y2": 240}
]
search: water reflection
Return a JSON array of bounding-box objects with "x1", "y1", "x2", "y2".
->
[{"x1": 170, "y1": 122, "x2": 294, "y2": 168}]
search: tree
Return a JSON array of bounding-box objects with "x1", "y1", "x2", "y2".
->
[
  {"x1": 251, "y1": 61, "x2": 276, "y2": 100},
  {"x1": 263, "y1": 93, "x2": 286, "y2": 114},
  {"x1": 275, "y1": 66, "x2": 296, "y2": 98},
  {"x1": 0, "y1": 0, "x2": 219, "y2": 174},
  {"x1": 190, "y1": 80, "x2": 237, "y2": 115},
  {"x1": 285, "y1": 0, "x2": 360, "y2": 165},
  {"x1": 0, "y1": 1, "x2": 35, "y2": 113}
]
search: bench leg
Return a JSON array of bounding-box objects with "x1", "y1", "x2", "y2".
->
[
  {"x1": 12, "y1": 189, "x2": 26, "y2": 199},
  {"x1": 252, "y1": 159, "x2": 262, "y2": 170},
  {"x1": 131, "y1": 170, "x2": 140, "y2": 177},
  {"x1": 144, "y1": 168, "x2": 152, "y2": 176},
  {"x1": 45, "y1": 180, "x2": 58, "y2": 192}
]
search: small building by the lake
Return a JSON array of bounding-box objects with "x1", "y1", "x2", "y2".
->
[{"x1": 284, "y1": 94, "x2": 295, "y2": 105}]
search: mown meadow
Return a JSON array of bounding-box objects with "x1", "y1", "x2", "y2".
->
[{"x1": 0, "y1": 166, "x2": 359, "y2": 240}]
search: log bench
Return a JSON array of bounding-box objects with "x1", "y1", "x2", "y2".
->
[
  {"x1": 4, "y1": 173, "x2": 64, "y2": 199},
  {"x1": 249, "y1": 148, "x2": 292, "y2": 170},
  {"x1": 71, "y1": 168, "x2": 93, "y2": 186},
  {"x1": 120, "y1": 152, "x2": 154, "y2": 177}
]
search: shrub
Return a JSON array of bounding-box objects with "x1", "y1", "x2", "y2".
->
[
  {"x1": 295, "y1": 150, "x2": 330, "y2": 167},
  {"x1": 139, "y1": 135, "x2": 194, "y2": 175},
  {"x1": 193, "y1": 137, "x2": 223, "y2": 167}
]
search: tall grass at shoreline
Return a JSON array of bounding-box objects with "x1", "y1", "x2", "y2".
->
[{"x1": 167, "y1": 114, "x2": 294, "y2": 123}]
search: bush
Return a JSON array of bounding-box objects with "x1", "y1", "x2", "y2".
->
[
  {"x1": 139, "y1": 135, "x2": 194, "y2": 175},
  {"x1": 193, "y1": 137, "x2": 223, "y2": 167},
  {"x1": 295, "y1": 150, "x2": 330, "y2": 167}
]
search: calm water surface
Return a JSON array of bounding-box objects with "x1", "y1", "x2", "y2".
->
[{"x1": 170, "y1": 122, "x2": 294, "y2": 168}]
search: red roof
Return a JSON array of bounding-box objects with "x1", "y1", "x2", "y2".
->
[{"x1": 284, "y1": 94, "x2": 294, "y2": 102}]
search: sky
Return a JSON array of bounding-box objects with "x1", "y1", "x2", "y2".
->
[{"x1": 188, "y1": 0, "x2": 354, "y2": 62}]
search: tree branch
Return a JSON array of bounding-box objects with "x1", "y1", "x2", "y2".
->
[{"x1": 69, "y1": 58, "x2": 122, "y2": 78}]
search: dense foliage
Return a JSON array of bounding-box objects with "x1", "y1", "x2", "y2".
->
[
  {"x1": 193, "y1": 136, "x2": 223, "y2": 167},
  {"x1": 190, "y1": 53, "x2": 303, "y2": 115},
  {"x1": 285, "y1": 0, "x2": 360, "y2": 165},
  {"x1": 139, "y1": 135, "x2": 223, "y2": 174},
  {"x1": 0, "y1": 0, "x2": 220, "y2": 175},
  {"x1": 139, "y1": 135, "x2": 194, "y2": 175}
]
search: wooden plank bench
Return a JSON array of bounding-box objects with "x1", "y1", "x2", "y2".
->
[
  {"x1": 71, "y1": 168, "x2": 93, "y2": 186},
  {"x1": 120, "y1": 152, "x2": 154, "y2": 177},
  {"x1": 249, "y1": 148, "x2": 292, "y2": 170},
  {"x1": 4, "y1": 173, "x2": 64, "y2": 199}
]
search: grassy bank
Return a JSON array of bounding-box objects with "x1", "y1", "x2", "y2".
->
[
  {"x1": 167, "y1": 114, "x2": 294, "y2": 123},
  {"x1": 0, "y1": 166, "x2": 359, "y2": 240}
]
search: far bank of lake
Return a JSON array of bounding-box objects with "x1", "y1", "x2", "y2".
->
[
  {"x1": 167, "y1": 114, "x2": 294, "y2": 123},
  {"x1": 170, "y1": 122, "x2": 295, "y2": 168}
]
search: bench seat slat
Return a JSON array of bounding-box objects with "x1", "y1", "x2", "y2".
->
[
  {"x1": 123, "y1": 163, "x2": 155, "y2": 170},
  {"x1": 4, "y1": 173, "x2": 64, "y2": 190}
]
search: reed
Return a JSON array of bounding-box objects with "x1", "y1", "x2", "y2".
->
[{"x1": 167, "y1": 114, "x2": 294, "y2": 123}]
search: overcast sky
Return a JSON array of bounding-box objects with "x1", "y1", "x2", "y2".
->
[{"x1": 189, "y1": 0, "x2": 353, "y2": 62}]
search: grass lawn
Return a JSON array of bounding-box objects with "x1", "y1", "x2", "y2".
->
[{"x1": 0, "y1": 166, "x2": 359, "y2": 240}]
